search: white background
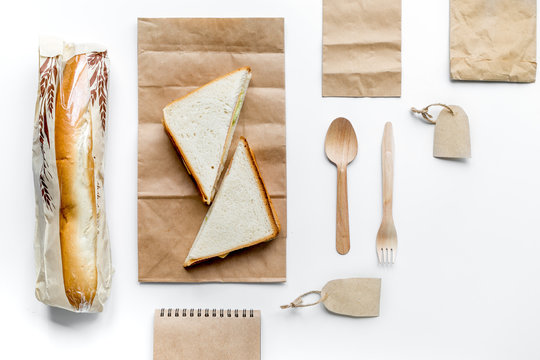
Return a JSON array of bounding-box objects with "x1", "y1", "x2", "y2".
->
[{"x1": 1, "y1": 0, "x2": 540, "y2": 359}]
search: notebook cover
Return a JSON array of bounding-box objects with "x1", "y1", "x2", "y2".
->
[{"x1": 154, "y1": 309, "x2": 261, "y2": 360}]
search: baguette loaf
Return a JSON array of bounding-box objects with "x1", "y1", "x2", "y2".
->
[{"x1": 55, "y1": 54, "x2": 98, "y2": 310}]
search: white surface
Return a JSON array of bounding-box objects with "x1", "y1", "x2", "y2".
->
[{"x1": 1, "y1": 0, "x2": 540, "y2": 359}]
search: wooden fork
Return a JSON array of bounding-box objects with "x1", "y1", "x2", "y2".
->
[{"x1": 376, "y1": 122, "x2": 397, "y2": 264}]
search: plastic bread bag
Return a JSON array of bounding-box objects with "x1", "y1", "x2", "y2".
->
[{"x1": 32, "y1": 37, "x2": 112, "y2": 312}]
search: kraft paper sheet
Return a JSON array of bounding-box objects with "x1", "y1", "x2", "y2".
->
[
  {"x1": 138, "y1": 18, "x2": 286, "y2": 282},
  {"x1": 322, "y1": 0, "x2": 402, "y2": 97},
  {"x1": 450, "y1": 0, "x2": 537, "y2": 82}
]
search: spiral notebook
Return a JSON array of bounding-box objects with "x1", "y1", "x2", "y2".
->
[{"x1": 154, "y1": 308, "x2": 261, "y2": 360}]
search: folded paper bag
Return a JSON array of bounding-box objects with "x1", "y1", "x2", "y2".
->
[
  {"x1": 322, "y1": 0, "x2": 402, "y2": 97},
  {"x1": 281, "y1": 278, "x2": 381, "y2": 317}
]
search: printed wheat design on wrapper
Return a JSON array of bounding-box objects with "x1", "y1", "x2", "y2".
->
[
  {"x1": 159, "y1": 308, "x2": 255, "y2": 318},
  {"x1": 37, "y1": 56, "x2": 59, "y2": 210},
  {"x1": 87, "y1": 51, "x2": 109, "y2": 131}
]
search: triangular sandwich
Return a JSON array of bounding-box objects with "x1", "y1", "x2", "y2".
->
[
  {"x1": 163, "y1": 67, "x2": 252, "y2": 204},
  {"x1": 184, "y1": 137, "x2": 280, "y2": 267}
]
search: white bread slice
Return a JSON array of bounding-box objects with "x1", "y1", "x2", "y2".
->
[
  {"x1": 184, "y1": 137, "x2": 280, "y2": 267},
  {"x1": 162, "y1": 67, "x2": 252, "y2": 205}
]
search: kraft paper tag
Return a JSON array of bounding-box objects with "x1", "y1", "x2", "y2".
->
[
  {"x1": 411, "y1": 104, "x2": 471, "y2": 159},
  {"x1": 281, "y1": 278, "x2": 381, "y2": 317},
  {"x1": 450, "y1": 0, "x2": 536, "y2": 82}
]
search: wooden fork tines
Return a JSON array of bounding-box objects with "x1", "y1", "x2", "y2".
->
[{"x1": 376, "y1": 224, "x2": 397, "y2": 264}]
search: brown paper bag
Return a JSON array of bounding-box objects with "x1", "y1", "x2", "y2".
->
[
  {"x1": 138, "y1": 18, "x2": 286, "y2": 282},
  {"x1": 154, "y1": 309, "x2": 260, "y2": 360},
  {"x1": 450, "y1": 0, "x2": 537, "y2": 82},
  {"x1": 322, "y1": 0, "x2": 402, "y2": 97}
]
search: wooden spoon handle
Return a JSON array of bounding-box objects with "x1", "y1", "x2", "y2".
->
[
  {"x1": 336, "y1": 165, "x2": 350, "y2": 254},
  {"x1": 382, "y1": 122, "x2": 394, "y2": 215}
]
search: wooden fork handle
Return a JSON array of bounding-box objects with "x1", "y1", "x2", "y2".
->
[
  {"x1": 336, "y1": 165, "x2": 350, "y2": 254},
  {"x1": 382, "y1": 122, "x2": 394, "y2": 215}
]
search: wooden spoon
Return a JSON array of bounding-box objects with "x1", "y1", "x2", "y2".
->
[{"x1": 325, "y1": 117, "x2": 358, "y2": 255}]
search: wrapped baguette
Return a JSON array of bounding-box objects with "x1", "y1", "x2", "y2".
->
[{"x1": 33, "y1": 38, "x2": 112, "y2": 312}]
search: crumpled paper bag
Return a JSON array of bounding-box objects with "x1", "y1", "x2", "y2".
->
[{"x1": 450, "y1": 0, "x2": 537, "y2": 82}]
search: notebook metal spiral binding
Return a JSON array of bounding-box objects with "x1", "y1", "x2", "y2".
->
[{"x1": 160, "y1": 308, "x2": 254, "y2": 318}]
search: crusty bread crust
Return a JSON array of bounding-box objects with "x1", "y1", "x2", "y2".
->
[
  {"x1": 162, "y1": 66, "x2": 251, "y2": 205},
  {"x1": 183, "y1": 137, "x2": 281, "y2": 267},
  {"x1": 55, "y1": 54, "x2": 98, "y2": 310}
]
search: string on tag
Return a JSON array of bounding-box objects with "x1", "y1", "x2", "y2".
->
[
  {"x1": 411, "y1": 103, "x2": 454, "y2": 124},
  {"x1": 280, "y1": 290, "x2": 328, "y2": 309}
]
